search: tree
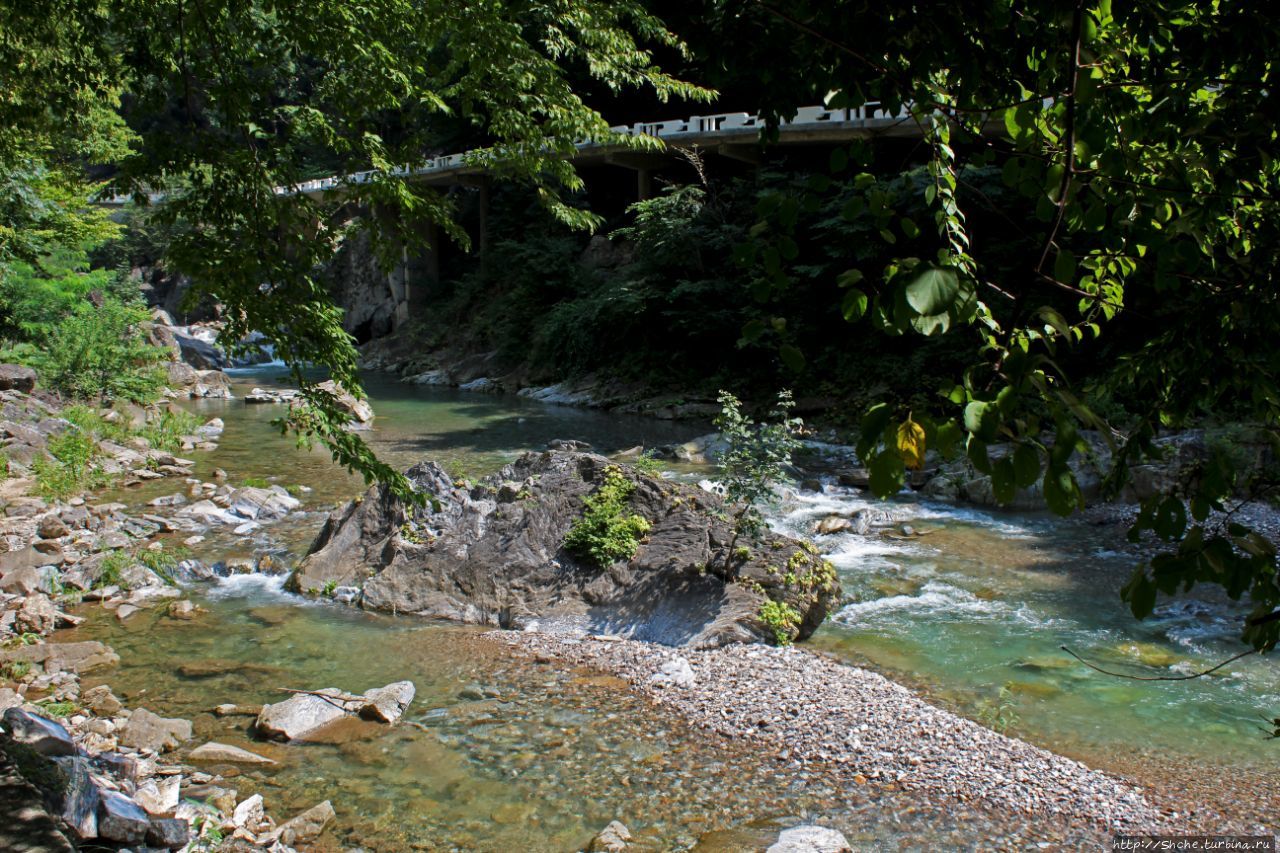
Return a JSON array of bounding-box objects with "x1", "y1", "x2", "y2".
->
[
  {"x1": 677, "y1": 0, "x2": 1280, "y2": 651},
  {"x1": 0, "y1": 0, "x2": 710, "y2": 496},
  {"x1": 715, "y1": 389, "x2": 802, "y2": 569}
]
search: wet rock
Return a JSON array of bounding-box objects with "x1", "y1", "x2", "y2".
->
[
  {"x1": 359, "y1": 680, "x2": 415, "y2": 724},
  {"x1": 270, "y1": 799, "x2": 335, "y2": 846},
  {"x1": 766, "y1": 825, "x2": 852, "y2": 853},
  {"x1": 0, "y1": 364, "x2": 37, "y2": 392},
  {"x1": 98, "y1": 789, "x2": 151, "y2": 843},
  {"x1": 294, "y1": 451, "x2": 840, "y2": 647},
  {"x1": 119, "y1": 708, "x2": 192, "y2": 753},
  {"x1": 146, "y1": 817, "x2": 190, "y2": 849},
  {"x1": 166, "y1": 599, "x2": 197, "y2": 620},
  {"x1": 3, "y1": 708, "x2": 77, "y2": 756},
  {"x1": 255, "y1": 689, "x2": 351, "y2": 741},
  {"x1": 189, "y1": 742, "x2": 277, "y2": 765},
  {"x1": 588, "y1": 820, "x2": 633, "y2": 852},
  {"x1": 212, "y1": 703, "x2": 263, "y2": 717},
  {"x1": 227, "y1": 486, "x2": 300, "y2": 521},
  {"x1": 50, "y1": 755, "x2": 100, "y2": 840},
  {"x1": 814, "y1": 516, "x2": 851, "y2": 535},
  {"x1": 173, "y1": 329, "x2": 227, "y2": 370}
]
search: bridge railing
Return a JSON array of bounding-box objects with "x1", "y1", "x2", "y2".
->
[{"x1": 103, "y1": 103, "x2": 925, "y2": 204}]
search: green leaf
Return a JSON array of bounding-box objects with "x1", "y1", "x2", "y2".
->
[
  {"x1": 903, "y1": 265, "x2": 960, "y2": 316},
  {"x1": 991, "y1": 457, "x2": 1017, "y2": 504},
  {"x1": 840, "y1": 288, "x2": 869, "y2": 321},
  {"x1": 1121, "y1": 567, "x2": 1158, "y2": 619},
  {"x1": 1012, "y1": 444, "x2": 1041, "y2": 488},
  {"x1": 1053, "y1": 250, "x2": 1076, "y2": 283},
  {"x1": 779, "y1": 344, "x2": 805, "y2": 372},
  {"x1": 868, "y1": 449, "x2": 905, "y2": 497},
  {"x1": 829, "y1": 148, "x2": 848, "y2": 172}
]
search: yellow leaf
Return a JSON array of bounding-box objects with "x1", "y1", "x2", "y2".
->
[{"x1": 896, "y1": 418, "x2": 927, "y2": 470}]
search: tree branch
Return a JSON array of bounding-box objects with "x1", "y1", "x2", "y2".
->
[
  {"x1": 1034, "y1": 0, "x2": 1084, "y2": 277},
  {"x1": 1059, "y1": 645, "x2": 1257, "y2": 681}
]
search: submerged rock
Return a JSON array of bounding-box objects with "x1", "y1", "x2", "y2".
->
[
  {"x1": 587, "y1": 820, "x2": 633, "y2": 852},
  {"x1": 767, "y1": 825, "x2": 853, "y2": 853},
  {"x1": 188, "y1": 741, "x2": 277, "y2": 765},
  {"x1": 291, "y1": 451, "x2": 840, "y2": 647},
  {"x1": 270, "y1": 799, "x2": 335, "y2": 846}
]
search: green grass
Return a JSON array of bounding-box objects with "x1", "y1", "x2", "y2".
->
[
  {"x1": 136, "y1": 544, "x2": 189, "y2": 584},
  {"x1": 137, "y1": 408, "x2": 202, "y2": 453},
  {"x1": 243, "y1": 476, "x2": 271, "y2": 489},
  {"x1": 96, "y1": 549, "x2": 133, "y2": 589},
  {"x1": 33, "y1": 427, "x2": 112, "y2": 500}
]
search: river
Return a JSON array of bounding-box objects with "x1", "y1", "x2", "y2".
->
[{"x1": 64, "y1": 369, "x2": 1277, "y2": 847}]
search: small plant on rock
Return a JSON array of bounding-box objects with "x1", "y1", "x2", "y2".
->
[
  {"x1": 714, "y1": 389, "x2": 803, "y2": 571},
  {"x1": 321, "y1": 579, "x2": 338, "y2": 597},
  {"x1": 564, "y1": 466, "x2": 651, "y2": 568},
  {"x1": 758, "y1": 598, "x2": 802, "y2": 646}
]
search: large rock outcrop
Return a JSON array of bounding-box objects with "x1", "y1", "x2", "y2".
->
[{"x1": 290, "y1": 451, "x2": 840, "y2": 647}]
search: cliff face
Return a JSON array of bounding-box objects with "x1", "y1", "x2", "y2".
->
[{"x1": 291, "y1": 450, "x2": 841, "y2": 648}]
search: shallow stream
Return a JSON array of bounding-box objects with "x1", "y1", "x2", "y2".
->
[{"x1": 67, "y1": 370, "x2": 1277, "y2": 845}]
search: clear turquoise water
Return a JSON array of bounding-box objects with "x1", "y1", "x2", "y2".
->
[{"x1": 82, "y1": 368, "x2": 1276, "y2": 844}]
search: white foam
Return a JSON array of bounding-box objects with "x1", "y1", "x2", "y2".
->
[{"x1": 206, "y1": 573, "x2": 295, "y2": 602}]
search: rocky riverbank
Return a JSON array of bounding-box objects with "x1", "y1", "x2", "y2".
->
[{"x1": 495, "y1": 632, "x2": 1271, "y2": 841}]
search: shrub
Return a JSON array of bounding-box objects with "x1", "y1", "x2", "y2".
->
[
  {"x1": 564, "y1": 466, "x2": 651, "y2": 567},
  {"x1": 33, "y1": 428, "x2": 111, "y2": 500},
  {"x1": 137, "y1": 408, "x2": 202, "y2": 453}
]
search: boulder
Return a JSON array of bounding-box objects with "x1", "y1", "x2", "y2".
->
[
  {"x1": 271, "y1": 800, "x2": 335, "y2": 847},
  {"x1": 50, "y1": 755, "x2": 100, "y2": 840},
  {"x1": 172, "y1": 329, "x2": 227, "y2": 370},
  {"x1": 0, "y1": 364, "x2": 37, "y2": 393},
  {"x1": 227, "y1": 486, "x2": 300, "y2": 521},
  {"x1": 255, "y1": 689, "x2": 351, "y2": 741},
  {"x1": 588, "y1": 820, "x2": 633, "y2": 852},
  {"x1": 3, "y1": 708, "x2": 77, "y2": 756},
  {"x1": 133, "y1": 776, "x2": 181, "y2": 815},
  {"x1": 119, "y1": 708, "x2": 192, "y2": 753},
  {"x1": 766, "y1": 826, "x2": 853, "y2": 853},
  {"x1": 1, "y1": 641, "x2": 120, "y2": 675},
  {"x1": 146, "y1": 817, "x2": 190, "y2": 849},
  {"x1": 291, "y1": 451, "x2": 841, "y2": 647},
  {"x1": 1, "y1": 564, "x2": 55, "y2": 595},
  {"x1": 232, "y1": 792, "x2": 266, "y2": 831},
  {"x1": 81, "y1": 685, "x2": 124, "y2": 716},
  {"x1": 314, "y1": 379, "x2": 374, "y2": 424},
  {"x1": 97, "y1": 790, "x2": 151, "y2": 844},
  {"x1": 359, "y1": 680, "x2": 415, "y2": 724},
  {"x1": 188, "y1": 741, "x2": 276, "y2": 765}
]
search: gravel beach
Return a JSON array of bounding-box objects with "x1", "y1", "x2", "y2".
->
[{"x1": 495, "y1": 632, "x2": 1272, "y2": 839}]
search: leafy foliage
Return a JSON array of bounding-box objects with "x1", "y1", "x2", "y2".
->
[
  {"x1": 714, "y1": 389, "x2": 803, "y2": 558},
  {"x1": 757, "y1": 598, "x2": 801, "y2": 646},
  {"x1": 33, "y1": 428, "x2": 111, "y2": 500},
  {"x1": 697, "y1": 0, "x2": 1280, "y2": 649},
  {"x1": 564, "y1": 466, "x2": 652, "y2": 567}
]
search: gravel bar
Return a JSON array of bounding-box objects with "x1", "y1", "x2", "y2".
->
[{"x1": 493, "y1": 632, "x2": 1257, "y2": 837}]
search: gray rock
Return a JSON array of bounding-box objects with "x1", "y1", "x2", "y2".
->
[
  {"x1": 119, "y1": 708, "x2": 192, "y2": 753},
  {"x1": 81, "y1": 685, "x2": 124, "y2": 716},
  {"x1": 0, "y1": 364, "x2": 37, "y2": 392},
  {"x1": 172, "y1": 330, "x2": 227, "y2": 370},
  {"x1": 315, "y1": 379, "x2": 374, "y2": 424},
  {"x1": 50, "y1": 755, "x2": 100, "y2": 840},
  {"x1": 188, "y1": 741, "x2": 276, "y2": 765},
  {"x1": 359, "y1": 680, "x2": 415, "y2": 724},
  {"x1": 0, "y1": 640, "x2": 120, "y2": 675},
  {"x1": 3, "y1": 708, "x2": 77, "y2": 756},
  {"x1": 0, "y1": 545, "x2": 54, "y2": 574},
  {"x1": 146, "y1": 817, "x2": 190, "y2": 849},
  {"x1": 766, "y1": 825, "x2": 852, "y2": 853},
  {"x1": 98, "y1": 789, "x2": 151, "y2": 844},
  {"x1": 133, "y1": 776, "x2": 181, "y2": 815},
  {"x1": 0, "y1": 564, "x2": 56, "y2": 595},
  {"x1": 291, "y1": 451, "x2": 840, "y2": 647},
  {"x1": 255, "y1": 689, "x2": 351, "y2": 741},
  {"x1": 588, "y1": 820, "x2": 633, "y2": 852}
]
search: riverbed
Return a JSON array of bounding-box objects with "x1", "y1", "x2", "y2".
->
[{"x1": 68, "y1": 369, "x2": 1278, "y2": 846}]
